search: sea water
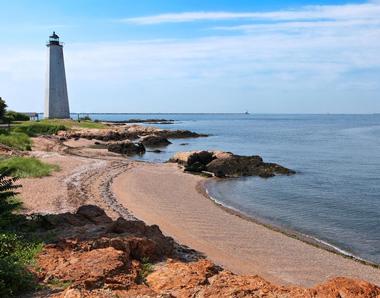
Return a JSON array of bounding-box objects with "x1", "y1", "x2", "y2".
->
[{"x1": 86, "y1": 113, "x2": 380, "y2": 264}]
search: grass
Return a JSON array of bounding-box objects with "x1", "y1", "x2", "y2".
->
[
  {"x1": 0, "y1": 157, "x2": 60, "y2": 178},
  {"x1": 0, "y1": 131, "x2": 32, "y2": 151},
  {"x1": 12, "y1": 119, "x2": 107, "y2": 136},
  {"x1": 13, "y1": 122, "x2": 67, "y2": 137}
]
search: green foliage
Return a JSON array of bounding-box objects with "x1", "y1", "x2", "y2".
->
[
  {"x1": 0, "y1": 97, "x2": 7, "y2": 120},
  {"x1": 79, "y1": 115, "x2": 92, "y2": 121},
  {"x1": 0, "y1": 171, "x2": 21, "y2": 222},
  {"x1": 0, "y1": 131, "x2": 32, "y2": 151},
  {"x1": 5, "y1": 111, "x2": 30, "y2": 122},
  {"x1": 76, "y1": 120, "x2": 107, "y2": 129},
  {"x1": 0, "y1": 232, "x2": 43, "y2": 296},
  {"x1": 0, "y1": 157, "x2": 60, "y2": 178},
  {"x1": 13, "y1": 122, "x2": 67, "y2": 137},
  {"x1": 0, "y1": 169, "x2": 43, "y2": 297},
  {"x1": 137, "y1": 257, "x2": 154, "y2": 284}
]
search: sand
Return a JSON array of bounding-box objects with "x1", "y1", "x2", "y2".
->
[{"x1": 112, "y1": 161, "x2": 380, "y2": 287}]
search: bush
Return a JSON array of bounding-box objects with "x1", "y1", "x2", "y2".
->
[
  {"x1": 0, "y1": 132, "x2": 32, "y2": 151},
  {"x1": 5, "y1": 111, "x2": 30, "y2": 122},
  {"x1": 0, "y1": 232, "x2": 43, "y2": 296},
  {"x1": 0, "y1": 157, "x2": 59, "y2": 178},
  {"x1": 13, "y1": 122, "x2": 67, "y2": 137},
  {"x1": 0, "y1": 170, "x2": 42, "y2": 297}
]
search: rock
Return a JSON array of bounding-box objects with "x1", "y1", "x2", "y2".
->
[
  {"x1": 207, "y1": 155, "x2": 295, "y2": 178},
  {"x1": 147, "y1": 259, "x2": 221, "y2": 297},
  {"x1": 148, "y1": 149, "x2": 163, "y2": 153},
  {"x1": 147, "y1": 260, "x2": 380, "y2": 298},
  {"x1": 76, "y1": 205, "x2": 113, "y2": 224},
  {"x1": 107, "y1": 141, "x2": 145, "y2": 156},
  {"x1": 169, "y1": 150, "x2": 295, "y2": 178},
  {"x1": 37, "y1": 245, "x2": 130, "y2": 288},
  {"x1": 140, "y1": 135, "x2": 172, "y2": 147},
  {"x1": 36, "y1": 206, "x2": 380, "y2": 298},
  {"x1": 157, "y1": 129, "x2": 208, "y2": 139},
  {"x1": 309, "y1": 277, "x2": 380, "y2": 298},
  {"x1": 180, "y1": 143, "x2": 189, "y2": 146},
  {"x1": 185, "y1": 161, "x2": 206, "y2": 172},
  {"x1": 109, "y1": 218, "x2": 174, "y2": 258}
]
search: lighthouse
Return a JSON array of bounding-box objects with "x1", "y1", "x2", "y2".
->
[{"x1": 45, "y1": 32, "x2": 70, "y2": 119}]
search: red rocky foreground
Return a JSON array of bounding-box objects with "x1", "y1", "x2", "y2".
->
[{"x1": 34, "y1": 205, "x2": 380, "y2": 297}]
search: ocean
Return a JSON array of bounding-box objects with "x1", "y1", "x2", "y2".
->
[{"x1": 85, "y1": 113, "x2": 380, "y2": 264}]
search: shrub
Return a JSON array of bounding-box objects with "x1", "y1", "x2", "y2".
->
[
  {"x1": 0, "y1": 157, "x2": 60, "y2": 178},
  {"x1": 0, "y1": 170, "x2": 42, "y2": 297},
  {"x1": 0, "y1": 232, "x2": 43, "y2": 296},
  {"x1": 13, "y1": 122, "x2": 67, "y2": 137},
  {"x1": 0, "y1": 98, "x2": 7, "y2": 120},
  {"x1": 5, "y1": 111, "x2": 30, "y2": 122},
  {"x1": 0, "y1": 132, "x2": 32, "y2": 151}
]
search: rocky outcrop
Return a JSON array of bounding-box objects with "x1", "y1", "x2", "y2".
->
[
  {"x1": 61, "y1": 125, "x2": 208, "y2": 143},
  {"x1": 34, "y1": 205, "x2": 380, "y2": 297},
  {"x1": 104, "y1": 119, "x2": 175, "y2": 124},
  {"x1": 62, "y1": 130, "x2": 139, "y2": 142},
  {"x1": 107, "y1": 141, "x2": 145, "y2": 156},
  {"x1": 36, "y1": 205, "x2": 174, "y2": 293},
  {"x1": 169, "y1": 150, "x2": 295, "y2": 178},
  {"x1": 147, "y1": 260, "x2": 380, "y2": 298},
  {"x1": 140, "y1": 135, "x2": 172, "y2": 147}
]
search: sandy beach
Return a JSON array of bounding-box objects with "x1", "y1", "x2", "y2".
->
[{"x1": 112, "y1": 161, "x2": 380, "y2": 287}]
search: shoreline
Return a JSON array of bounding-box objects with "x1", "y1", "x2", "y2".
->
[
  {"x1": 111, "y1": 161, "x2": 380, "y2": 286},
  {"x1": 199, "y1": 179, "x2": 378, "y2": 269}
]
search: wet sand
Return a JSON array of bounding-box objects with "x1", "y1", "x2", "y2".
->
[{"x1": 112, "y1": 161, "x2": 380, "y2": 287}]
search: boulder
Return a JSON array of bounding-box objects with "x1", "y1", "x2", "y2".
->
[
  {"x1": 169, "y1": 151, "x2": 295, "y2": 178},
  {"x1": 156, "y1": 130, "x2": 208, "y2": 139},
  {"x1": 76, "y1": 205, "x2": 113, "y2": 224},
  {"x1": 107, "y1": 141, "x2": 145, "y2": 155},
  {"x1": 187, "y1": 151, "x2": 214, "y2": 166},
  {"x1": 140, "y1": 135, "x2": 172, "y2": 147}
]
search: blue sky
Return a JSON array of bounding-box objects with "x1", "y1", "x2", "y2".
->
[{"x1": 1, "y1": 0, "x2": 379, "y2": 113}]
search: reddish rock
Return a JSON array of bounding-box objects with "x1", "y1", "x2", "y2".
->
[
  {"x1": 35, "y1": 206, "x2": 380, "y2": 298},
  {"x1": 147, "y1": 259, "x2": 221, "y2": 297}
]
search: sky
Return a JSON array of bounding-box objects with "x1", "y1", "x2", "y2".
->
[{"x1": 0, "y1": 0, "x2": 379, "y2": 113}]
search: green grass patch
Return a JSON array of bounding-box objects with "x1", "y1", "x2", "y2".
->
[
  {"x1": 13, "y1": 122, "x2": 67, "y2": 137},
  {"x1": 75, "y1": 120, "x2": 107, "y2": 129},
  {"x1": 12, "y1": 119, "x2": 106, "y2": 136},
  {"x1": 0, "y1": 132, "x2": 32, "y2": 151},
  {"x1": 0, "y1": 157, "x2": 59, "y2": 178}
]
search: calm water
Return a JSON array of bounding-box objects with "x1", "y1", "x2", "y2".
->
[{"x1": 87, "y1": 113, "x2": 380, "y2": 264}]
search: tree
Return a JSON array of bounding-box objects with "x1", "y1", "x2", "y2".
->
[{"x1": 0, "y1": 97, "x2": 7, "y2": 120}]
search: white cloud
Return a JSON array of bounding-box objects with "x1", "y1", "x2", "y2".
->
[
  {"x1": 2, "y1": 1, "x2": 380, "y2": 113},
  {"x1": 121, "y1": 2, "x2": 380, "y2": 25}
]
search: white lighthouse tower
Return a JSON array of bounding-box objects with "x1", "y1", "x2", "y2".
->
[{"x1": 45, "y1": 32, "x2": 70, "y2": 119}]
